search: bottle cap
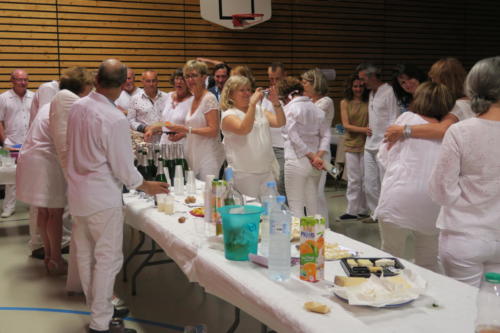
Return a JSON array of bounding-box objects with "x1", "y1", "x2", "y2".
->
[
  {"x1": 266, "y1": 181, "x2": 276, "y2": 188},
  {"x1": 224, "y1": 167, "x2": 233, "y2": 181},
  {"x1": 276, "y1": 195, "x2": 286, "y2": 203},
  {"x1": 485, "y1": 272, "x2": 500, "y2": 283}
]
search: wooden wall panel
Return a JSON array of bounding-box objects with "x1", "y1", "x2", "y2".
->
[{"x1": 1, "y1": 0, "x2": 499, "y2": 124}]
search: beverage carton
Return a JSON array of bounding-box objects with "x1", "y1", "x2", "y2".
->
[
  {"x1": 211, "y1": 180, "x2": 227, "y2": 235},
  {"x1": 300, "y1": 215, "x2": 325, "y2": 282}
]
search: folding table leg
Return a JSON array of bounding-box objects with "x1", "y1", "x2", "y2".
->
[
  {"x1": 226, "y1": 307, "x2": 240, "y2": 333},
  {"x1": 122, "y1": 230, "x2": 146, "y2": 282}
]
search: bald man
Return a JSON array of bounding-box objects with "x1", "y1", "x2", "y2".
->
[
  {"x1": 126, "y1": 70, "x2": 167, "y2": 141},
  {"x1": 0, "y1": 69, "x2": 34, "y2": 217},
  {"x1": 67, "y1": 59, "x2": 169, "y2": 333}
]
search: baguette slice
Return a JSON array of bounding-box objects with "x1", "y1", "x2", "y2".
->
[{"x1": 304, "y1": 301, "x2": 331, "y2": 314}]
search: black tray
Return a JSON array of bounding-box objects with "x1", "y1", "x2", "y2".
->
[{"x1": 340, "y1": 257, "x2": 404, "y2": 278}]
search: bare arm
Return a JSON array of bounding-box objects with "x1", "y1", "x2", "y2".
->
[
  {"x1": 166, "y1": 109, "x2": 220, "y2": 138},
  {"x1": 264, "y1": 86, "x2": 286, "y2": 128},
  {"x1": 221, "y1": 90, "x2": 263, "y2": 135},
  {"x1": 340, "y1": 99, "x2": 370, "y2": 135},
  {"x1": 0, "y1": 121, "x2": 4, "y2": 145},
  {"x1": 384, "y1": 112, "x2": 459, "y2": 143},
  {"x1": 196, "y1": 57, "x2": 223, "y2": 66}
]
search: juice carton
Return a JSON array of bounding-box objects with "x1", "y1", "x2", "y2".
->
[
  {"x1": 299, "y1": 215, "x2": 325, "y2": 282},
  {"x1": 211, "y1": 180, "x2": 227, "y2": 235}
]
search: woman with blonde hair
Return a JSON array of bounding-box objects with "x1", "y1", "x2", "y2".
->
[
  {"x1": 16, "y1": 67, "x2": 93, "y2": 275},
  {"x1": 164, "y1": 60, "x2": 224, "y2": 180},
  {"x1": 278, "y1": 77, "x2": 330, "y2": 218},
  {"x1": 375, "y1": 82, "x2": 455, "y2": 272},
  {"x1": 220, "y1": 75, "x2": 285, "y2": 198},
  {"x1": 430, "y1": 56, "x2": 500, "y2": 286}
]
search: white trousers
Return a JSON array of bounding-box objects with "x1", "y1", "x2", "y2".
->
[
  {"x1": 233, "y1": 171, "x2": 274, "y2": 200},
  {"x1": 439, "y1": 231, "x2": 500, "y2": 287},
  {"x1": 363, "y1": 150, "x2": 384, "y2": 213},
  {"x1": 284, "y1": 157, "x2": 321, "y2": 219},
  {"x1": 3, "y1": 184, "x2": 16, "y2": 213},
  {"x1": 345, "y1": 152, "x2": 368, "y2": 215},
  {"x1": 317, "y1": 152, "x2": 331, "y2": 226},
  {"x1": 273, "y1": 147, "x2": 286, "y2": 197},
  {"x1": 73, "y1": 207, "x2": 124, "y2": 331},
  {"x1": 379, "y1": 219, "x2": 440, "y2": 273}
]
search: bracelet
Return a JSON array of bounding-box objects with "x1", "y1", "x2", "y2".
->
[
  {"x1": 188, "y1": 126, "x2": 192, "y2": 135},
  {"x1": 403, "y1": 125, "x2": 412, "y2": 138}
]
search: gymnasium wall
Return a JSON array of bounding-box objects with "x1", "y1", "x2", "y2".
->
[{"x1": 1, "y1": 0, "x2": 498, "y2": 123}]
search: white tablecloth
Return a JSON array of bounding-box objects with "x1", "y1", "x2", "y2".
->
[
  {"x1": 123, "y1": 188, "x2": 477, "y2": 333},
  {"x1": 0, "y1": 166, "x2": 16, "y2": 184}
]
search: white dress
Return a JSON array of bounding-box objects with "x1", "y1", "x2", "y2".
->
[
  {"x1": 160, "y1": 92, "x2": 193, "y2": 146},
  {"x1": 221, "y1": 106, "x2": 276, "y2": 198},
  {"x1": 16, "y1": 103, "x2": 67, "y2": 208},
  {"x1": 184, "y1": 92, "x2": 224, "y2": 180}
]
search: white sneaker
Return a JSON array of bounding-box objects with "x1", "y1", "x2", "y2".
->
[
  {"x1": 112, "y1": 295, "x2": 125, "y2": 307},
  {"x1": 1, "y1": 209, "x2": 14, "y2": 218}
]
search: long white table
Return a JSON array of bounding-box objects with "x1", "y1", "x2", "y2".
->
[{"x1": 123, "y1": 189, "x2": 477, "y2": 333}]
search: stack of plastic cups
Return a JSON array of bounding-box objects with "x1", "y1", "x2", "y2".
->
[
  {"x1": 204, "y1": 174, "x2": 215, "y2": 236},
  {"x1": 186, "y1": 170, "x2": 196, "y2": 195},
  {"x1": 174, "y1": 165, "x2": 184, "y2": 196}
]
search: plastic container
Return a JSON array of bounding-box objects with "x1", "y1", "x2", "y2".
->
[
  {"x1": 218, "y1": 205, "x2": 263, "y2": 261},
  {"x1": 268, "y1": 196, "x2": 291, "y2": 281},
  {"x1": 260, "y1": 181, "x2": 278, "y2": 257},
  {"x1": 475, "y1": 272, "x2": 500, "y2": 333}
]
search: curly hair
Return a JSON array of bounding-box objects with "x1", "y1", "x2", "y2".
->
[{"x1": 343, "y1": 73, "x2": 368, "y2": 102}]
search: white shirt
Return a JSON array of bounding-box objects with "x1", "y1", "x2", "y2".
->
[
  {"x1": 261, "y1": 97, "x2": 284, "y2": 148},
  {"x1": 282, "y1": 96, "x2": 331, "y2": 160},
  {"x1": 365, "y1": 83, "x2": 399, "y2": 151},
  {"x1": 375, "y1": 112, "x2": 442, "y2": 235},
  {"x1": 29, "y1": 80, "x2": 59, "y2": 126},
  {"x1": 0, "y1": 89, "x2": 34, "y2": 146},
  {"x1": 67, "y1": 91, "x2": 143, "y2": 216},
  {"x1": 315, "y1": 96, "x2": 335, "y2": 127},
  {"x1": 49, "y1": 89, "x2": 80, "y2": 173},
  {"x1": 221, "y1": 106, "x2": 275, "y2": 174},
  {"x1": 184, "y1": 92, "x2": 224, "y2": 177},
  {"x1": 115, "y1": 87, "x2": 143, "y2": 112},
  {"x1": 450, "y1": 99, "x2": 474, "y2": 121},
  {"x1": 160, "y1": 92, "x2": 193, "y2": 145},
  {"x1": 127, "y1": 89, "x2": 167, "y2": 131},
  {"x1": 429, "y1": 118, "x2": 500, "y2": 241}
]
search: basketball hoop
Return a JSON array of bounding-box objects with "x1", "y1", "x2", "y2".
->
[{"x1": 232, "y1": 13, "x2": 264, "y2": 27}]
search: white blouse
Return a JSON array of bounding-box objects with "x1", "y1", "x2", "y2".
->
[
  {"x1": 365, "y1": 83, "x2": 399, "y2": 151},
  {"x1": 450, "y1": 99, "x2": 474, "y2": 121},
  {"x1": 375, "y1": 112, "x2": 442, "y2": 235},
  {"x1": 160, "y1": 92, "x2": 193, "y2": 145},
  {"x1": 221, "y1": 106, "x2": 275, "y2": 174},
  {"x1": 282, "y1": 96, "x2": 331, "y2": 160},
  {"x1": 429, "y1": 118, "x2": 500, "y2": 241}
]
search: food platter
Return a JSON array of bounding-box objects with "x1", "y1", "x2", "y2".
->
[
  {"x1": 189, "y1": 207, "x2": 204, "y2": 217},
  {"x1": 333, "y1": 291, "x2": 416, "y2": 308},
  {"x1": 340, "y1": 257, "x2": 404, "y2": 277}
]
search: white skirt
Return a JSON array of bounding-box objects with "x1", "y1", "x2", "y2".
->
[{"x1": 16, "y1": 152, "x2": 67, "y2": 208}]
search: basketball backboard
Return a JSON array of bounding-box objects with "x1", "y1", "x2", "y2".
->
[{"x1": 200, "y1": 0, "x2": 272, "y2": 30}]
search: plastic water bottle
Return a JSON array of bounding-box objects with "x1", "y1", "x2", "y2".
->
[
  {"x1": 268, "y1": 195, "x2": 291, "y2": 281},
  {"x1": 260, "y1": 181, "x2": 278, "y2": 257},
  {"x1": 475, "y1": 272, "x2": 500, "y2": 333}
]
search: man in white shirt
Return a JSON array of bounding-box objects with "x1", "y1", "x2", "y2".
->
[
  {"x1": 357, "y1": 63, "x2": 399, "y2": 216},
  {"x1": 0, "y1": 69, "x2": 34, "y2": 218},
  {"x1": 115, "y1": 67, "x2": 142, "y2": 115},
  {"x1": 263, "y1": 62, "x2": 287, "y2": 196},
  {"x1": 126, "y1": 70, "x2": 167, "y2": 140},
  {"x1": 67, "y1": 59, "x2": 168, "y2": 333}
]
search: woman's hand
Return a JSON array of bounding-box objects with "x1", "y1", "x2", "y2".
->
[
  {"x1": 268, "y1": 85, "x2": 280, "y2": 106},
  {"x1": 168, "y1": 132, "x2": 185, "y2": 142},
  {"x1": 165, "y1": 123, "x2": 187, "y2": 134},
  {"x1": 384, "y1": 125, "x2": 403, "y2": 143},
  {"x1": 250, "y1": 88, "x2": 264, "y2": 106},
  {"x1": 144, "y1": 129, "x2": 154, "y2": 142},
  {"x1": 366, "y1": 127, "x2": 372, "y2": 136}
]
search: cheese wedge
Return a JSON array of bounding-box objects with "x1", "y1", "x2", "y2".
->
[{"x1": 304, "y1": 301, "x2": 331, "y2": 314}]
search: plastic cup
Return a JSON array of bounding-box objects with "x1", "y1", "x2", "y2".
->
[
  {"x1": 186, "y1": 170, "x2": 196, "y2": 195},
  {"x1": 156, "y1": 193, "x2": 167, "y2": 211},
  {"x1": 175, "y1": 165, "x2": 184, "y2": 179},
  {"x1": 174, "y1": 177, "x2": 184, "y2": 196},
  {"x1": 217, "y1": 205, "x2": 263, "y2": 261}
]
